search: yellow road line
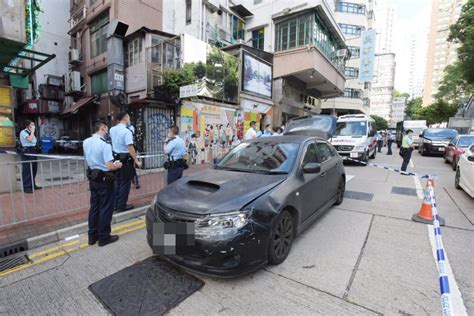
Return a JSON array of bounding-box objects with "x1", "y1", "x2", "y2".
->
[
  {"x1": 0, "y1": 222, "x2": 146, "y2": 277},
  {"x1": 111, "y1": 219, "x2": 144, "y2": 232}
]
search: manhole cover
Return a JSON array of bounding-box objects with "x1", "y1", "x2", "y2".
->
[
  {"x1": 0, "y1": 254, "x2": 30, "y2": 273},
  {"x1": 344, "y1": 190, "x2": 374, "y2": 201},
  {"x1": 391, "y1": 186, "x2": 418, "y2": 196},
  {"x1": 89, "y1": 256, "x2": 204, "y2": 315},
  {"x1": 45, "y1": 176, "x2": 72, "y2": 182}
]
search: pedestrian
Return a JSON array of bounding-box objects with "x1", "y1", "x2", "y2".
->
[
  {"x1": 376, "y1": 132, "x2": 383, "y2": 153},
  {"x1": 19, "y1": 120, "x2": 40, "y2": 193},
  {"x1": 83, "y1": 120, "x2": 123, "y2": 247},
  {"x1": 400, "y1": 129, "x2": 415, "y2": 174},
  {"x1": 387, "y1": 132, "x2": 394, "y2": 155},
  {"x1": 245, "y1": 121, "x2": 258, "y2": 140},
  {"x1": 225, "y1": 123, "x2": 233, "y2": 147},
  {"x1": 260, "y1": 124, "x2": 273, "y2": 137},
  {"x1": 127, "y1": 123, "x2": 141, "y2": 190},
  {"x1": 109, "y1": 112, "x2": 142, "y2": 213},
  {"x1": 164, "y1": 125, "x2": 187, "y2": 184}
]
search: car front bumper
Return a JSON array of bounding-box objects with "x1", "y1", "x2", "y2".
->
[
  {"x1": 422, "y1": 143, "x2": 447, "y2": 154},
  {"x1": 338, "y1": 151, "x2": 366, "y2": 161},
  {"x1": 145, "y1": 207, "x2": 270, "y2": 278}
]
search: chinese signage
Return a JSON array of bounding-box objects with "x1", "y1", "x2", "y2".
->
[
  {"x1": 359, "y1": 29, "x2": 376, "y2": 82},
  {"x1": 0, "y1": 86, "x2": 15, "y2": 147},
  {"x1": 179, "y1": 84, "x2": 198, "y2": 99}
]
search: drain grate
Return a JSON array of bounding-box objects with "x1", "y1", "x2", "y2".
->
[
  {"x1": 344, "y1": 190, "x2": 374, "y2": 201},
  {"x1": 391, "y1": 186, "x2": 418, "y2": 197},
  {"x1": 45, "y1": 176, "x2": 72, "y2": 181},
  {"x1": 0, "y1": 254, "x2": 30, "y2": 273}
]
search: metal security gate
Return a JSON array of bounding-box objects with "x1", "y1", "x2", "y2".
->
[{"x1": 143, "y1": 106, "x2": 175, "y2": 169}]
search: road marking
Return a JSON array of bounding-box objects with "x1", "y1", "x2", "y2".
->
[
  {"x1": 413, "y1": 176, "x2": 425, "y2": 199},
  {"x1": 0, "y1": 220, "x2": 146, "y2": 277},
  {"x1": 427, "y1": 225, "x2": 468, "y2": 316},
  {"x1": 346, "y1": 175, "x2": 355, "y2": 183},
  {"x1": 64, "y1": 234, "x2": 80, "y2": 241}
]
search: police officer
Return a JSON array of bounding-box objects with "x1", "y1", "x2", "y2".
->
[
  {"x1": 83, "y1": 121, "x2": 123, "y2": 247},
  {"x1": 164, "y1": 125, "x2": 187, "y2": 184},
  {"x1": 400, "y1": 129, "x2": 415, "y2": 174},
  {"x1": 110, "y1": 112, "x2": 142, "y2": 212},
  {"x1": 19, "y1": 120, "x2": 40, "y2": 193}
]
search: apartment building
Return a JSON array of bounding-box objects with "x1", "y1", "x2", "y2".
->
[
  {"x1": 321, "y1": 0, "x2": 375, "y2": 116},
  {"x1": 63, "y1": 0, "x2": 163, "y2": 139},
  {"x1": 423, "y1": 0, "x2": 466, "y2": 106},
  {"x1": 371, "y1": 53, "x2": 395, "y2": 122}
]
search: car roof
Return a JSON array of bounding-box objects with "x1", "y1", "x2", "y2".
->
[{"x1": 246, "y1": 135, "x2": 327, "y2": 143}]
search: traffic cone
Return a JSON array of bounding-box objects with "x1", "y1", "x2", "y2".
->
[{"x1": 412, "y1": 180, "x2": 445, "y2": 226}]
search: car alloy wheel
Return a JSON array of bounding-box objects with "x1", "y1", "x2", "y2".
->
[
  {"x1": 455, "y1": 168, "x2": 461, "y2": 189},
  {"x1": 334, "y1": 177, "x2": 345, "y2": 206},
  {"x1": 268, "y1": 210, "x2": 294, "y2": 265}
]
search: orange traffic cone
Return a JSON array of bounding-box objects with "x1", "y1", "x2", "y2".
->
[{"x1": 412, "y1": 180, "x2": 445, "y2": 225}]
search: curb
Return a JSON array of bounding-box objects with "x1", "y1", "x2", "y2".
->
[{"x1": 1, "y1": 206, "x2": 149, "y2": 257}]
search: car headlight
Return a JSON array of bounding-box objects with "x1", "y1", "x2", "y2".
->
[
  {"x1": 353, "y1": 144, "x2": 365, "y2": 151},
  {"x1": 424, "y1": 139, "x2": 432, "y2": 144},
  {"x1": 195, "y1": 211, "x2": 249, "y2": 238}
]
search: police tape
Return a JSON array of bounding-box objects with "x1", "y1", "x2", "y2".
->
[
  {"x1": 427, "y1": 180, "x2": 454, "y2": 316},
  {"x1": 343, "y1": 156, "x2": 431, "y2": 178}
]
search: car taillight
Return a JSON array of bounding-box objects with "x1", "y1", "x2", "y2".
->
[{"x1": 456, "y1": 148, "x2": 464, "y2": 155}]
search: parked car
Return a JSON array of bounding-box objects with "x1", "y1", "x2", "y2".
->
[
  {"x1": 455, "y1": 144, "x2": 474, "y2": 198},
  {"x1": 418, "y1": 128, "x2": 458, "y2": 156},
  {"x1": 56, "y1": 136, "x2": 83, "y2": 154},
  {"x1": 146, "y1": 115, "x2": 346, "y2": 277},
  {"x1": 444, "y1": 135, "x2": 474, "y2": 170}
]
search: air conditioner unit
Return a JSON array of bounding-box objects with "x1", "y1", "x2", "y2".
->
[
  {"x1": 66, "y1": 71, "x2": 82, "y2": 92},
  {"x1": 69, "y1": 49, "x2": 81, "y2": 64},
  {"x1": 336, "y1": 49, "x2": 348, "y2": 58}
]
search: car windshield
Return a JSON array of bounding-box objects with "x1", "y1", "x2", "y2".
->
[
  {"x1": 335, "y1": 121, "x2": 367, "y2": 136},
  {"x1": 424, "y1": 129, "x2": 458, "y2": 138},
  {"x1": 410, "y1": 128, "x2": 425, "y2": 135},
  {"x1": 458, "y1": 136, "x2": 474, "y2": 148},
  {"x1": 216, "y1": 141, "x2": 299, "y2": 174}
]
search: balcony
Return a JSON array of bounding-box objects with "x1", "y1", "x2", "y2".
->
[{"x1": 68, "y1": 5, "x2": 86, "y2": 33}]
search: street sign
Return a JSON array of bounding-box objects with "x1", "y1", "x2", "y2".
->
[
  {"x1": 359, "y1": 29, "x2": 376, "y2": 82},
  {"x1": 179, "y1": 84, "x2": 198, "y2": 98}
]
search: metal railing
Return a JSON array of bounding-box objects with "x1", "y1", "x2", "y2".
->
[{"x1": 0, "y1": 145, "x2": 231, "y2": 228}]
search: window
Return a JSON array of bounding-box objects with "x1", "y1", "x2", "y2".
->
[
  {"x1": 254, "y1": 0, "x2": 262, "y2": 4},
  {"x1": 368, "y1": 10, "x2": 374, "y2": 19},
  {"x1": 90, "y1": 13, "x2": 109, "y2": 57},
  {"x1": 302, "y1": 142, "x2": 319, "y2": 165},
  {"x1": 90, "y1": 0, "x2": 97, "y2": 5},
  {"x1": 347, "y1": 46, "x2": 360, "y2": 58},
  {"x1": 127, "y1": 38, "x2": 142, "y2": 66},
  {"x1": 344, "y1": 67, "x2": 359, "y2": 78},
  {"x1": 343, "y1": 88, "x2": 361, "y2": 98},
  {"x1": 338, "y1": 23, "x2": 364, "y2": 36},
  {"x1": 186, "y1": 0, "x2": 191, "y2": 24},
  {"x1": 316, "y1": 143, "x2": 334, "y2": 162},
  {"x1": 150, "y1": 36, "x2": 162, "y2": 64},
  {"x1": 230, "y1": 15, "x2": 245, "y2": 42},
  {"x1": 91, "y1": 70, "x2": 108, "y2": 95},
  {"x1": 252, "y1": 27, "x2": 265, "y2": 50},
  {"x1": 335, "y1": 2, "x2": 366, "y2": 14}
]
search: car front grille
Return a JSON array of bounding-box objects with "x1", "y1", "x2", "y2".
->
[
  {"x1": 157, "y1": 205, "x2": 199, "y2": 223},
  {"x1": 333, "y1": 145, "x2": 354, "y2": 152}
]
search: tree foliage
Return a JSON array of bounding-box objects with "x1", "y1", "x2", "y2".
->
[
  {"x1": 393, "y1": 90, "x2": 410, "y2": 99},
  {"x1": 370, "y1": 115, "x2": 388, "y2": 130},
  {"x1": 405, "y1": 97, "x2": 423, "y2": 119},
  {"x1": 404, "y1": 97, "x2": 457, "y2": 125},
  {"x1": 435, "y1": 61, "x2": 474, "y2": 106},
  {"x1": 448, "y1": 0, "x2": 474, "y2": 85}
]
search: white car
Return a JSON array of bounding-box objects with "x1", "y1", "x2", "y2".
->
[{"x1": 455, "y1": 144, "x2": 474, "y2": 198}]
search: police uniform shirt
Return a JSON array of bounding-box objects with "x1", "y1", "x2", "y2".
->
[
  {"x1": 164, "y1": 136, "x2": 187, "y2": 160},
  {"x1": 110, "y1": 123, "x2": 133, "y2": 153},
  {"x1": 83, "y1": 134, "x2": 114, "y2": 172},
  {"x1": 20, "y1": 129, "x2": 37, "y2": 147}
]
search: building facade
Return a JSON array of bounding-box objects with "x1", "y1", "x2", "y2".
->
[
  {"x1": 64, "y1": 0, "x2": 163, "y2": 139},
  {"x1": 375, "y1": 3, "x2": 394, "y2": 54},
  {"x1": 321, "y1": 0, "x2": 375, "y2": 116},
  {"x1": 407, "y1": 32, "x2": 428, "y2": 99},
  {"x1": 423, "y1": 0, "x2": 466, "y2": 106},
  {"x1": 371, "y1": 53, "x2": 395, "y2": 122}
]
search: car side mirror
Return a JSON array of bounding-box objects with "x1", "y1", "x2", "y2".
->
[
  {"x1": 302, "y1": 162, "x2": 321, "y2": 174},
  {"x1": 468, "y1": 155, "x2": 474, "y2": 162}
]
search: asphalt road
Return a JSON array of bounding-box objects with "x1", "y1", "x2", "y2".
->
[{"x1": 0, "y1": 147, "x2": 472, "y2": 315}]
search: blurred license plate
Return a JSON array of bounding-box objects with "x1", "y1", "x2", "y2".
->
[
  {"x1": 438, "y1": 147, "x2": 445, "y2": 152},
  {"x1": 350, "y1": 153, "x2": 359, "y2": 158}
]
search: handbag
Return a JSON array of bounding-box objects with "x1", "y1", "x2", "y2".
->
[{"x1": 399, "y1": 147, "x2": 407, "y2": 157}]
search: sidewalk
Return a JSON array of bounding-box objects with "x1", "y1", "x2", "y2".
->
[{"x1": 0, "y1": 164, "x2": 209, "y2": 252}]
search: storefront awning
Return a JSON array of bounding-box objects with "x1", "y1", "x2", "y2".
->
[{"x1": 61, "y1": 96, "x2": 98, "y2": 115}]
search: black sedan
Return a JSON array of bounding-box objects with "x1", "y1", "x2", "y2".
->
[
  {"x1": 146, "y1": 116, "x2": 346, "y2": 277},
  {"x1": 419, "y1": 128, "x2": 458, "y2": 156}
]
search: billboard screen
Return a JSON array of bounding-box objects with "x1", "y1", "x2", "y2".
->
[{"x1": 242, "y1": 51, "x2": 272, "y2": 99}]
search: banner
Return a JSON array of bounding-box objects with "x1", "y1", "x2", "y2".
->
[{"x1": 359, "y1": 29, "x2": 376, "y2": 82}]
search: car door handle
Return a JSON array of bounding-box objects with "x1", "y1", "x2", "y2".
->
[{"x1": 321, "y1": 172, "x2": 326, "y2": 177}]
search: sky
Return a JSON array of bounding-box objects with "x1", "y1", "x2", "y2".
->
[{"x1": 387, "y1": 0, "x2": 432, "y2": 92}]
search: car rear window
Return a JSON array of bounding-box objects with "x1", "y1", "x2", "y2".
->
[
  {"x1": 424, "y1": 129, "x2": 458, "y2": 138},
  {"x1": 458, "y1": 136, "x2": 474, "y2": 148}
]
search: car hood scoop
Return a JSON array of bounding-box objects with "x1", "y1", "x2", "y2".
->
[{"x1": 157, "y1": 169, "x2": 286, "y2": 215}]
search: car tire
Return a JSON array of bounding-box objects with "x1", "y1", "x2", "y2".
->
[
  {"x1": 333, "y1": 177, "x2": 346, "y2": 206},
  {"x1": 268, "y1": 210, "x2": 294, "y2": 265},
  {"x1": 452, "y1": 157, "x2": 458, "y2": 171},
  {"x1": 421, "y1": 146, "x2": 426, "y2": 156},
  {"x1": 455, "y1": 168, "x2": 461, "y2": 189}
]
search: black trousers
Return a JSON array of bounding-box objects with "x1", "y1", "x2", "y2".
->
[
  {"x1": 89, "y1": 180, "x2": 115, "y2": 241},
  {"x1": 387, "y1": 140, "x2": 393, "y2": 155},
  {"x1": 115, "y1": 167, "x2": 132, "y2": 210},
  {"x1": 401, "y1": 148, "x2": 413, "y2": 172},
  {"x1": 167, "y1": 167, "x2": 184, "y2": 185},
  {"x1": 21, "y1": 150, "x2": 37, "y2": 190},
  {"x1": 377, "y1": 140, "x2": 383, "y2": 152}
]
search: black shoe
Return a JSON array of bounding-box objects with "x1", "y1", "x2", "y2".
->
[
  {"x1": 88, "y1": 237, "x2": 98, "y2": 245},
  {"x1": 24, "y1": 189, "x2": 33, "y2": 194},
  {"x1": 34, "y1": 185, "x2": 42, "y2": 190},
  {"x1": 98, "y1": 235, "x2": 119, "y2": 247},
  {"x1": 116, "y1": 204, "x2": 134, "y2": 212},
  {"x1": 135, "y1": 184, "x2": 141, "y2": 189}
]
